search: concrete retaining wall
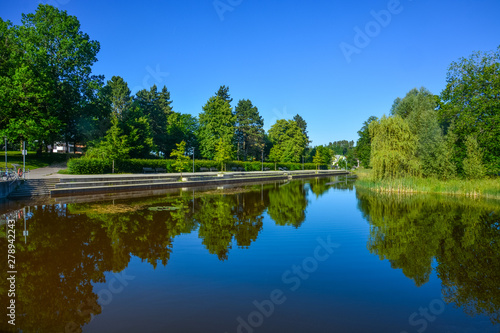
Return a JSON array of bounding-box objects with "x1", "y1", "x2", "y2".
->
[
  {"x1": 0, "y1": 180, "x2": 20, "y2": 198},
  {"x1": 50, "y1": 171, "x2": 349, "y2": 197}
]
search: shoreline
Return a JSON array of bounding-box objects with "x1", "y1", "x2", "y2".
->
[{"x1": 354, "y1": 169, "x2": 500, "y2": 199}]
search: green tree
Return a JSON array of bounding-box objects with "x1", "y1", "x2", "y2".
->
[
  {"x1": 293, "y1": 114, "x2": 310, "y2": 146},
  {"x1": 355, "y1": 116, "x2": 378, "y2": 168},
  {"x1": 268, "y1": 119, "x2": 307, "y2": 163},
  {"x1": 462, "y1": 136, "x2": 485, "y2": 180},
  {"x1": 369, "y1": 115, "x2": 419, "y2": 179},
  {"x1": 107, "y1": 76, "x2": 132, "y2": 117},
  {"x1": 215, "y1": 85, "x2": 233, "y2": 105},
  {"x1": 170, "y1": 141, "x2": 190, "y2": 177},
  {"x1": 198, "y1": 96, "x2": 235, "y2": 159},
  {"x1": 1, "y1": 5, "x2": 102, "y2": 149},
  {"x1": 119, "y1": 105, "x2": 154, "y2": 159},
  {"x1": 313, "y1": 149, "x2": 323, "y2": 172},
  {"x1": 214, "y1": 138, "x2": 233, "y2": 171},
  {"x1": 86, "y1": 115, "x2": 130, "y2": 161},
  {"x1": 165, "y1": 112, "x2": 199, "y2": 157},
  {"x1": 235, "y1": 99, "x2": 264, "y2": 161},
  {"x1": 135, "y1": 85, "x2": 173, "y2": 156},
  {"x1": 439, "y1": 46, "x2": 500, "y2": 175}
]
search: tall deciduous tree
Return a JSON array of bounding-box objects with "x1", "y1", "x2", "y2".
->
[
  {"x1": 1, "y1": 5, "x2": 102, "y2": 149},
  {"x1": 355, "y1": 116, "x2": 378, "y2": 168},
  {"x1": 235, "y1": 99, "x2": 264, "y2": 161},
  {"x1": 268, "y1": 119, "x2": 307, "y2": 163},
  {"x1": 170, "y1": 140, "x2": 190, "y2": 177},
  {"x1": 439, "y1": 46, "x2": 500, "y2": 175},
  {"x1": 214, "y1": 138, "x2": 233, "y2": 171},
  {"x1": 198, "y1": 96, "x2": 235, "y2": 160},
  {"x1": 369, "y1": 115, "x2": 420, "y2": 179}
]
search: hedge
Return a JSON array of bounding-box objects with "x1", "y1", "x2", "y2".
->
[{"x1": 67, "y1": 157, "x2": 327, "y2": 175}]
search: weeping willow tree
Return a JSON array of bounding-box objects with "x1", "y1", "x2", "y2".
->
[{"x1": 369, "y1": 115, "x2": 420, "y2": 179}]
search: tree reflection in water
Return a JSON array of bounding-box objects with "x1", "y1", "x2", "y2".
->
[
  {"x1": 0, "y1": 179, "x2": 333, "y2": 332},
  {"x1": 356, "y1": 188, "x2": 500, "y2": 324}
]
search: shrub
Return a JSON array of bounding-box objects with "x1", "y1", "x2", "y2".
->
[{"x1": 67, "y1": 158, "x2": 328, "y2": 174}]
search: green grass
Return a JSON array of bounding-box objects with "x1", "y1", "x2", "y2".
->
[
  {"x1": 1, "y1": 150, "x2": 72, "y2": 171},
  {"x1": 354, "y1": 168, "x2": 500, "y2": 199}
]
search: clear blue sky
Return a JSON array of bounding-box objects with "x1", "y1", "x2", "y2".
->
[{"x1": 2, "y1": 0, "x2": 500, "y2": 146}]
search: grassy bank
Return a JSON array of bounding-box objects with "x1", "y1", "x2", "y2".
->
[
  {"x1": 1, "y1": 151, "x2": 72, "y2": 171},
  {"x1": 354, "y1": 168, "x2": 500, "y2": 199}
]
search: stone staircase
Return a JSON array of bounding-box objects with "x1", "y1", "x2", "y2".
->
[{"x1": 8, "y1": 179, "x2": 60, "y2": 199}]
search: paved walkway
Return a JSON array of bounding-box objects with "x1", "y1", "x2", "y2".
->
[{"x1": 25, "y1": 166, "x2": 66, "y2": 179}]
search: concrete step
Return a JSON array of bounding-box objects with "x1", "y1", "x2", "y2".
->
[
  {"x1": 55, "y1": 177, "x2": 179, "y2": 189},
  {"x1": 8, "y1": 179, "x2": 60, "y2": 198}
]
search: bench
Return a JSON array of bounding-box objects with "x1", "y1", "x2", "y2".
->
[
  {"x1": 143, "y1": 167, "x2": 155, "y2": 173},
  {"x1": 231, "y1": 167, "x2": 238, "y2": 171},
  {"x1": 200, "y1": 167, "x2": 209, "y2": 172},
  {"x1": 237, "y1": 167, "x2": 244, "y2": 171},
  {"x1": 263, "y1": 167, "x2": 270, "y2": 171},
  {"x1": 155, "y1": 168, "x2": 166, "y2": 173},
  {"x1": 210, "y1": 167, "x2": 218, "y2": 172}
]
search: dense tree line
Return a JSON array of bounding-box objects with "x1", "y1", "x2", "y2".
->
[
  {"x1": 355, "y1": 46, "x2": 499, "y2": 179},
  {"x1": 1, "y1": 5, "x2": 327, "y2": 166}
]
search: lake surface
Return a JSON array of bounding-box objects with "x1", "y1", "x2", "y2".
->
[{"x1": 1, "y1": 176, "x2": 499, "y2": 333}]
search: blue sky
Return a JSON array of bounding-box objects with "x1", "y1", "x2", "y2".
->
[{"x1": 2, "y1": 0, "x2": 500, "y2": 145}]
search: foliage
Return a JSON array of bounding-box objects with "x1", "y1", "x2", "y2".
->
[
  {"x1": 313, "y1": 149, "x2": 323, "y2": 171},
  {"x1": 356, "y1": 189, "x2": 500, "y2": 323},
  {"x1": 355, "y1": 116, "x2": 378, "y2": 168},
  {"x1": 326, "y1": 140, "x2": 355, "y2": 156},
  {"x1": 170, "y1": 140, "x2": 190, "y2": 177},
  {"x1": 293, "y1": 114, "x2": 310, "y2": 146},
  {"x1": 235, "y1": 99, "x2": 264, "y2": 161},
  {"x1": 106, "y1": 75, "x2": 132, "y2": 117},
  {"x1": 134, "y1": 84, "x2": 173, "y2": 156},
  {"x1": 439, "y1": 46, "x2": 500, "y2": 175},
  {"x1": 166, "y1": 112, "x2": 198, "y2": 157},
  {"x1": 198, "y1": 96, "x2": 235, "y2": 159},
  {"x1": 0, "y1": 5, "x2": 102, "y2": 147},
  {"x1": 214, "y1": 138, "x2": 233, "y2": 171},
  {"x1": 462, "y1": 136, "x2": 485, "y2": 180},
  {"x1": 390, "y1": 87, "x2": 437, "y2": 124},
  {"x1": 268, "y1": 119, "x2": 307, "y2": 163},
  {"x1": 369, "y1": 115, "x2": 420, "y2": 179},
  {"x1": 355, "y1": 168, "x2": 500, "y2": 199}
]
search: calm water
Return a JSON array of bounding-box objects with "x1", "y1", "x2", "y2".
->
[{"x1": 1, "y1": 176, "x2": 499, "y2": 333}]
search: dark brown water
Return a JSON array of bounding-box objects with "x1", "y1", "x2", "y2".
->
[{"x1": 1, "y1": 176, "x2": 499, "y2": 332}]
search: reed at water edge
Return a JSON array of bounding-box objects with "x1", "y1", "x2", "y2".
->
[{"x1": 353, "y1": 168, "x2": 500, "y2": 199}]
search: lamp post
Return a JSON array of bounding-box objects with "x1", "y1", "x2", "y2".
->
[
  {"x1": 22, "y1": 141, "x2": 26, "y2": 179},
  {"x1": 261, "y1": 149, "x2": 264, "y2": 171},
  {"x1": 4, "y1": 137, "x2": 7, "y2": 171},
  {"x1": 192, "y1": 147, "x2": 195, "y2": 173}
]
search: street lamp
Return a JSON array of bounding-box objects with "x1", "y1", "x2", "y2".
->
[
  {"x1": 4, "y1": 137, "x2": 7, "y2": 171},
  {"x1": 192, "y1": 147, "x2": 195, "y2": 173},
  {"x1": 261, "y1": 149, "x2": 264, "y2": 171}
]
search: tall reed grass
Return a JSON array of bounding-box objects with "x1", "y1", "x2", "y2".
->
[{"x1": 354, "y1": 168, "x2": 500, "y2": 199}]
